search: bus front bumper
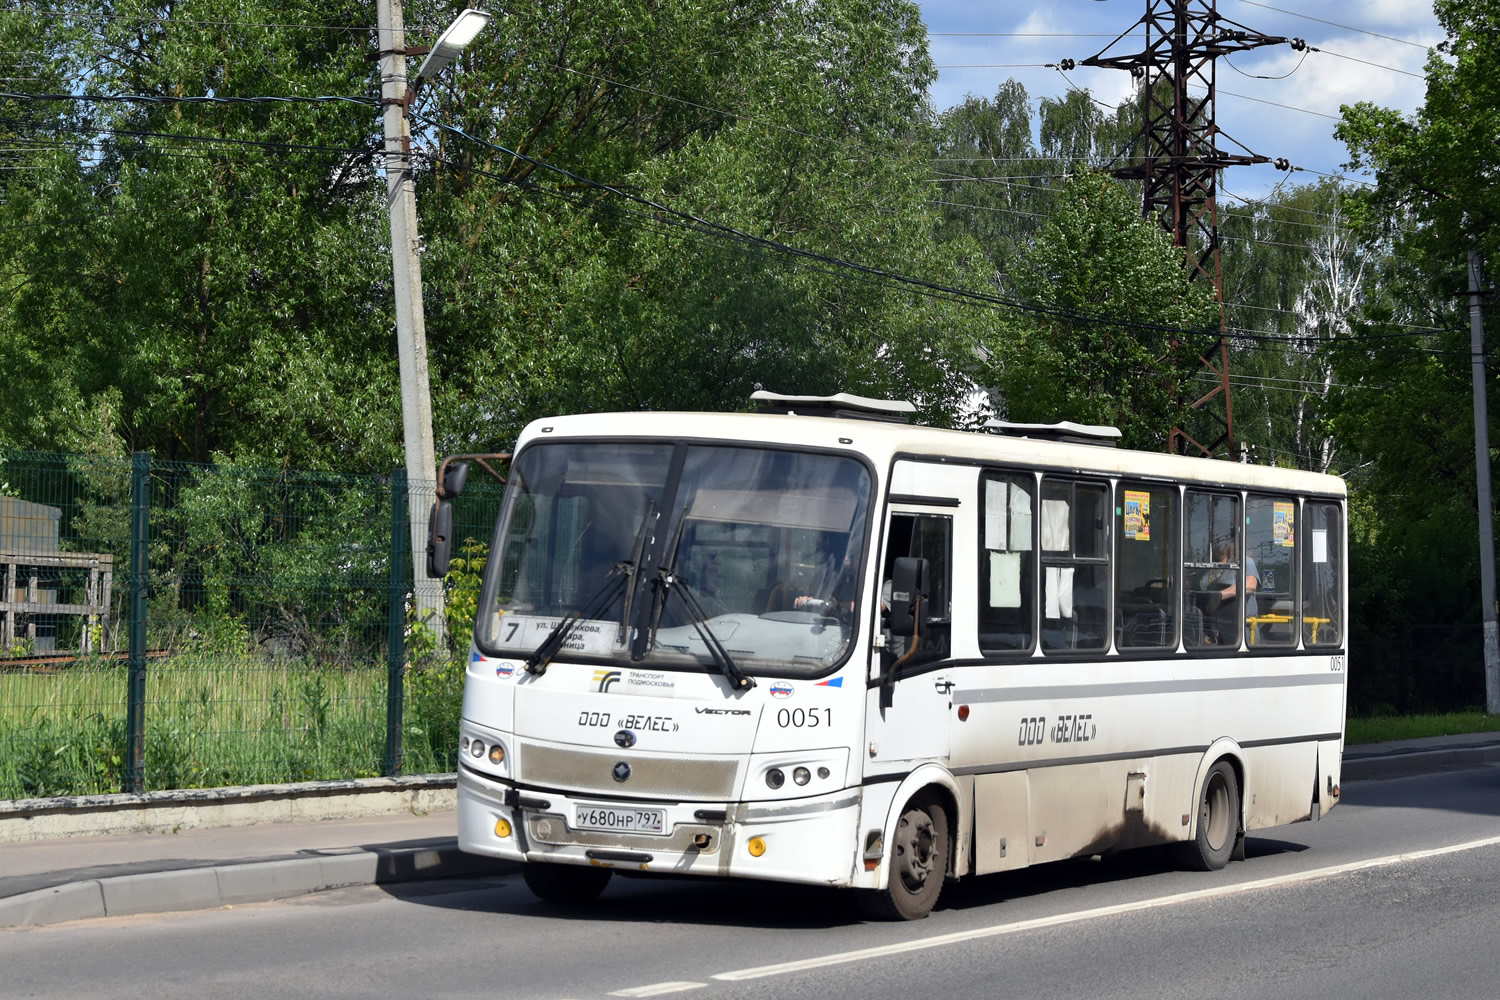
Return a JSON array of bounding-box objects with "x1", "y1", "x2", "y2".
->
[{"x1": 457, "y1": 763, "x2": 864, "y2": 887}]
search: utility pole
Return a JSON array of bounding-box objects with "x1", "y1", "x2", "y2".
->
[
  {"x1": 1084, "y1": 0, "x2": 1298, "y2": 459},
  {"x1": 1468, "y1": 249, "x2": 1500, "y2": 715},
  {"x1": 376, "y1": 0, "x2": 444, "y2": 642}
]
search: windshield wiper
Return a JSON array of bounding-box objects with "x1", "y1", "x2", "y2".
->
[
  {"x1": 525, "y1": 505, "x2": 656, "y2": 676},
  {"x1": 647, "y1": 519, "x2": 755, "y2": 691}
]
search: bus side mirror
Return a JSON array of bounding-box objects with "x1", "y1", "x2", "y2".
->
[
  {"x1": 887, "y1": 556, "x2": 929, "y2": 636},
  {"x1": 441, "y1": 460, "x2": 471, "y2": 499},
  {"x1": 427, "y1": 500, "x2": 454, "y2": 578}
]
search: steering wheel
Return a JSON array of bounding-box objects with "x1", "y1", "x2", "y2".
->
[{"x1": 763, "y1": 582, "x2": 796, "y2": 614}]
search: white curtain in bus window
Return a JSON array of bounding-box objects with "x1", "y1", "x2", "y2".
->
[
  {"x1": 1302, "y1": 502, "x2": 1342, "y2": 647},
  {"x1": 985, "y1": 478, "x2": 1033, "y2": 552},
  {"x1": 1041, "y1": 499, "x2": 1070, "y2": 551},
  {"x1": 979, "y1": 472, "x2": 1036, "y2": 653},
  {"x1": 989, "y1": 552, "x2": 1021, "y2": 607},
  {"x1": 1039, "y1": 479, "x2": 1109, "y2": 652},
  {"x1": 1045, "y1": 566, "x2": 1074, "y2": 618},
  {"x1": 1246, "y1": 493, "x2": 1296, "y2": 648},
  {"x1": 1116, "y1": 484, "x2": 1177, "y2": 650}
]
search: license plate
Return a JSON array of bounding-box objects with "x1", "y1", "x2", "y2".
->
[{"x1": 573, "y1": 803, "x2": 667, "y2": 835}]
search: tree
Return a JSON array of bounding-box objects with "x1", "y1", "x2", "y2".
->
[
  {"x1": 1326, "y1": 0, "x2": 1499, "y2": 712},
  {"x1": 978, "y1": 171, "x2": 1218, "y2": 449},
  {"x1": 1, "y1": 0, "x2": 1001, "y2": 461},
  {"x1": 1219, "y1": 178, "x2": 1369, "y2": 473}
]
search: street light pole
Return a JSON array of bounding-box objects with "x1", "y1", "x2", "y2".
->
[
  {"x1": 376, "y1": 0, "x2": 442, "y2": 643},
  {"x1": 375, "y1": 4, "x2": 489, "y2": 646}
]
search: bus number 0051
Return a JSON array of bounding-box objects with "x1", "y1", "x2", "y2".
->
[{"x1": 777, "y1": 708, "x2": 832, "y2": 728}]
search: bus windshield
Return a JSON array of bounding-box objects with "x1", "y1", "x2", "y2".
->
[{"x1": 475, "y1": 441, "x2": 872, "y2": 676}]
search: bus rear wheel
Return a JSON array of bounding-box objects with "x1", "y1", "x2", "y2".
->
[
  {"x1": 1175, "y1": 760, "x2": 1240, "y2": 872},
  {"x1": 522, "y1": 862, "x2": 613, "y2": 903},
  {"x1": 858, "y1": 796, "x2": 949, "y2": 921}
]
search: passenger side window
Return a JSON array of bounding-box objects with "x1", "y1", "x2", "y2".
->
[
  {"x1": 1184, "y1": 492, "x2": 1242, "y2": 650},
  {"x1": 1115, "y1": 483, "x2": 1177, "y2": 650},
  {"x1": 1246, "y1": 494, "x2": 1297, "y2": 648},
  {"x1": 882, "y1": 513, "x2": 952, "y2": 667},
  {"x1": 1302, "y1": 502, "x2": 1343, "y2": 647},
  {"x1": 1040, "y1": 479, "x2": 1109, "y2": 652},
  {"x1": 979, "y1": 472, "x2": 1036, "y2": 654}
]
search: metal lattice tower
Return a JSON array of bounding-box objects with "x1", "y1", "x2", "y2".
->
[{"x1": 1082, "y1": 0, "x2": 1293, "y2": 458}]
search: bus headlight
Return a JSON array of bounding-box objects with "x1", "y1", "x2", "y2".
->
[
  {"x1": 469, "y1": 740, "x2": 485, "y2": 758},
  {"x1": 793, "y1": 767, "x2": 811, "y2": 786},
  {"x1": 765, "y1": 768, "x2": 785, "y2": 789}
]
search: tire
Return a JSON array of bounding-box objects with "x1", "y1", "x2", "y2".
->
[
  {"x1": 1174, "y1": 760, "x2": 1240, "y2": 872},
  {"x1": 521, "y1": 862, "x2": 613, "y2": 903},
  {"x1": 858, "y1": 797, "x2": 949, "y2": 921}
]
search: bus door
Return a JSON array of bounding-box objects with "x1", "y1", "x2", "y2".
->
[{"x1": 867, "y1": 484, "x2": 960, "y2": 763}]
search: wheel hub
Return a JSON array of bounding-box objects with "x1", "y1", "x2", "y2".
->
[{"x1": 895, "y1": 812, "x2": 936, "y2": 893}]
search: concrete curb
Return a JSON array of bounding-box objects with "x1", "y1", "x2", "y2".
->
[
  {"x1": 1342, "y1": 743, "x2": 1500, "y2": 782},
  {"x1": 0, "y1": 842, "x2": 517, "y2": 929},
  {"x1": 0, "y1": 775, "x2": 457, "y2": 843}
]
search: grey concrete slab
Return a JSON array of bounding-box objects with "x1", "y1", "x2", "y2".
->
[
  {"x1": 100, "y1": 868, "x2": 222, "y2": 918},
  {"x1": 0, "y1": 880, "x2": 105, "y2": 928},
  {"x1": 317, "y1": 852, "x2": 381, "y2": 890},
  {"x1": 214, "y1": 858, "x2": 331, "y2": 906}
]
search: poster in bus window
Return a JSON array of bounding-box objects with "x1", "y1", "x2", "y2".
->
[
  {"x1": 1273, "y1": 501, "x2": 1296, "y2": 547},
  {"x1": 1123, "y1": 490, "x2": 1150, "y2": 541}
]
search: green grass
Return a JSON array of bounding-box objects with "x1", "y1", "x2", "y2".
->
[
  {"x1": 1345, "y1": 712, "x2": 1500, "y2": 746},
  {"x1": 0, "y1": 648, "x2": 463, "y2": 799}
]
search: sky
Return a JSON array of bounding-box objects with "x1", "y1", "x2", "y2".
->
[{"x1": 916, "y1": 0, "x2": 1444, "y2": 201}]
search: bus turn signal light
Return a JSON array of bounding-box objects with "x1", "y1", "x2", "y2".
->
[
  {"x1": 748, "y1": 837, "x2": 767, "y2": 857},
  {"x1": 494, "y1": 818, "x2": 512, "y2": 838}
]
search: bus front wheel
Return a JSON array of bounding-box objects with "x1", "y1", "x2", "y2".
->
[
  {"x1": 1175, "y1": 760, "x2": 1240, "y2": 872},
  {"x1": 522, "y1": 862, "x2": 613, "y2": 903},
  {"x1": 858, "y1": 796, "x2": 949, "y2": 921}
]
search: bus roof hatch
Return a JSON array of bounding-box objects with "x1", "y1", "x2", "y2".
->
[
  {"x1": 750, "y1": 391, "x2": 916, "y2": 423},
  {"x1": 983, "y1": 419, "x2": 1122, "y2": 447}
]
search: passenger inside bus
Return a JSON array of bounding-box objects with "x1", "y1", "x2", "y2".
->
[{"x1": 1198, "y1": 536, "x2": 1258, "y2": 645}]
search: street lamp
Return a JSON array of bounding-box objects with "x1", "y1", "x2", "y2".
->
[
  {"x1": 417, "y1": 9, "x2": 492, "y2": 80},
  {"x1": 376, "y1": 3, "x2": 490, "y2": 646}
]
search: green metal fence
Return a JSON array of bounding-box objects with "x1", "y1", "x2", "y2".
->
[{"x1": 0, "y1": 451, "x2": 500, "y2": 799}]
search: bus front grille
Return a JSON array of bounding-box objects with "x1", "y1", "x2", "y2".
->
[{"x1": 516, "y1": 741, "x2": 740, "y2": 799}]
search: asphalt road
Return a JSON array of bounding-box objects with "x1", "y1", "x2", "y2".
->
[{"x1": 5, "y1": 766, "x2": 1499, "y2": 1000}]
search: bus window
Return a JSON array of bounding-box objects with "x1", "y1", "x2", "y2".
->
[
  {"x1": 1246, "y1": 494, "x2": 1297, "y2": 648},
  {"x1": 1184, "y1": 491, "x2": 1241, "y2": 649},
  {"x1": 1040, "y1": 479, "x2": 1109, "y2": 653},
  {"x1": 1302, "y1": 502, "x2": 1342, "y2": 647},
  {"x1": 979, "y1": 471, "x2": 1036, "y2": 654},
  {"x1": 1116, "y1": 483, "x2": 1177, "y2": 650},
  {"x1": 883, "y1": 513, "x2": 952, "y2": 667}
]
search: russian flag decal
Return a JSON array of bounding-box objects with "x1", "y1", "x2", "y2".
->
[{"x1": 816, "y1": 677, "x2": 843, "y2": 687}]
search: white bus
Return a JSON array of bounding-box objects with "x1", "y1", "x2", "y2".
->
[{"x1": 429, "y1": 392, "x2": 1347, "y2": 920}]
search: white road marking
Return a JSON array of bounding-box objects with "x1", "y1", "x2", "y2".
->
[
  {"x1": 713, "y1": 834, "x2": 1500, "y2": 982},
  {"x1": 608, "y1": 982, "x2": 707, "y2": 997}
]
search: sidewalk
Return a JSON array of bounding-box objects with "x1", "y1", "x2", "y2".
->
[{"x1": 4, "y1": 733, "x2": 1498, "y2": 929}]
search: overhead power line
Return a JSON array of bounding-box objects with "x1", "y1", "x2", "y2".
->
[
  {"x1": 1231, "y1": 1, "x2": 1437, "y2": 50},
  {"x1": 0, "y1": 90, "x2": 375, "y2": 109},
  {"x1": 416, "y1": 110, "x2": 1228, "y2": 342}
]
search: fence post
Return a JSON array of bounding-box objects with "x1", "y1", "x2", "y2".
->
[
  {"x1": 385, "y1": 468, "x2": 410, "y2": 777},
  {"x1": 124, "y1": 451, "x2": 149, "y2": 794}
]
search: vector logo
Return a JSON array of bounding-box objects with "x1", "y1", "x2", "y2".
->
[{"x1": 593, "y1": 669, "x2": 622, "y2": 693}]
